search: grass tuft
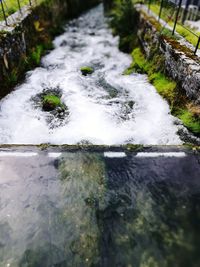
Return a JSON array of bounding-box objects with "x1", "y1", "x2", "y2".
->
[{"x1": 30, "y1": 45, "x2": 44, "y2": 65}]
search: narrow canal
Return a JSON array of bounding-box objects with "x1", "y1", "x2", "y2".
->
[
  {"x1": 0, "y1": 4, "x2": 184, "y2": 145},
  {"x1": 0, "y1": 4, "x2": 200, "y2": 267}
]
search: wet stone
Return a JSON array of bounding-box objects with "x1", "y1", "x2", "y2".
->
[
  {"x1": 80, "y1": 66, "x2": 94, "y2": 76},
  {"x1": 31, "y1": 87, "x2": 69, "y2": 128}
]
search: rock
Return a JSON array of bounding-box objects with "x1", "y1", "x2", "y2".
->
[
  {"x1": 60, "y1": 40, "x2": 68, "y2": 47},
  {"x1": 128, "y1": 101, "x2": 134, "y2": 109},
  {"x1": 80, "y1": 66, "x2": 94, "y2": 76},
  {"x1": 42, "y1": 95, "x2": 63, "y2": 112}
]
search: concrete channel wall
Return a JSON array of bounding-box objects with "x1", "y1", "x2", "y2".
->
[
  {"x1": 135, "y1": 8, "x2": 200, "y2": 103},
  {"x1": 104, "y1": 0, "x2": 200, "y2": 103},
  {"x1": 0, "y1": 0, "x2": 100, "y2": 98}
]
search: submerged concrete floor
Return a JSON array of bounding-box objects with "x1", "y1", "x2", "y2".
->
[{"x1": 0, "y1": 146, "x2": 200, "y2": 267}]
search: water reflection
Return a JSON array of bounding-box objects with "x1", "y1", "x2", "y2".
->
[
  {"x1": 19, "y1": 153, "x2": 107, "y2": 267},
  {"x1": 0, "y1": 152, "x2": 200, "y2": 267},
  {"x1": 97, "y1": 155, "x2": 200, "y2": 267}
]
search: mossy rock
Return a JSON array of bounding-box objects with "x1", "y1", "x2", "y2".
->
[
  {"x1": 128, "y1": 100, "x2": 134, "y2": 109},
  {"x1": 80, "y1": 66, "x2": 94, "y2": 76},
  {"x1": 31, "y1": 88, "x2": 69, "y2": 129},
  {"x1": 176, "y1": 109, "x2": 200, "y2": 135},
  {"x1": 42, "y1": 94, "x2": 64, "y2": 112}
]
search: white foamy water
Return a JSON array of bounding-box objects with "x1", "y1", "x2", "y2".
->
[{"x1": 0, "y1": 5, "x2": 182, "y2": 145}]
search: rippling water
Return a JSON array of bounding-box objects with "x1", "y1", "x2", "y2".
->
[
  {"x1": 0, "y1": 5, "x2": 182, "y2": 145},
  {"x1": 0, "y1": 150, "x2": 200, "y2": 267}
]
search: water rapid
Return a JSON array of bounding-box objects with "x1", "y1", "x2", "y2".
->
[{"x1": 0, "y1": 5, "x2": 182, "y2": 145}]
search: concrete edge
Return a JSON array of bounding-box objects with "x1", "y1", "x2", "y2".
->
[{"x1": 0, "y1": 144, "x2": 199, "y2": 153}]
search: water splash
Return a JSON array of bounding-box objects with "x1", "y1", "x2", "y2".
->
[{"x1": 0, "y1": 5, "x2": 182, "y2": 145}]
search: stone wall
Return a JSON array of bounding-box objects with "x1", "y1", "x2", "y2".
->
[
  {"x1": 136, "y1": 10, "x2": 200, "y2": 103},
  {"x1": 0, "y1": 0, "x2": 100, "y2": 98}
]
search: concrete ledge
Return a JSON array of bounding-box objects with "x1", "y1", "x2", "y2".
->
[{"x1": 0, "y1": 144, "x2": 199, "y2": 154}]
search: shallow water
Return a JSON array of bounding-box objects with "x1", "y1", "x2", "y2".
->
[
  {"x1": 0, "y1": 5, "x2": 183, "y2": 145},
  {"x1": 0, "y1": 149, "x2": 200, "y2": 267}
]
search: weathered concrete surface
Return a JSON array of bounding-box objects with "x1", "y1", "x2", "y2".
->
[{"x1": 0, "y1": 146, "x2": 199, "y2": 266}]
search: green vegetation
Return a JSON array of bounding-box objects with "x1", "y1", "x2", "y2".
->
[
  {"x1": 149, "y1": 72, "x2": 176, "y2": 105},
  {"x1": 108, "y1": 1, "x2": 200, "y2": 136},
  {"x1": 124, "y1": 47, "x2": 148, "y2": 74},
  {"x1": 29, "y1": 45, "x2": 44, "y2": 65},
  {"x1": 0, "y1": 0, "x2": 27, "y2": 21},
  {"x1": 124, "y1": 47, "x2": 200, "y2": 135},
  {"x1": 0, "y1": 0, "x2": 45, "y2": 21},
  {"x1": 149, "y1": 3, "x2": 200, "y2": 47},
  {"x1": 172, "y1": 24, "x2": 200, "y2": 47},
  {"x1": 42, "y1": 94, "x2": 64, "y2": 111},
  {"x1": 127, "y1": 48, "x2": 176, "y2": 105},
  {"x1": 160, "y1": 28, "x2": 180, "y2": 41},
  {"x1": 109, "y1": 0, "x2": 139, "y2": 52},
  {"x1": 0, "y1": 0, "x2": 30, "y2": 21},
  {"x1": 80, "y1": 66, "x2": 94, "y2": 76},
  {"x1": 1, "y1": 42, "x2": 51, "y2": 95},
  {"x1": 176, "y1": 109, "x2": 200, "y2": 134},
  {"x1": 6, "y1": 69, "x2": 18, "y2": 86}
]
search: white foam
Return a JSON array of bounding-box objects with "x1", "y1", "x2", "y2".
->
[
  {"x1": 0, "y1": 152, "x2": 38, "y2": 157},
  {"x1": 0, "y1": 5, "x2": 182, "y2": 145},
  {"x1": 48, "y1": 152, "x2": 62, "y2": 158},
  {"x1": 104, "y1": 152, "x2": 126, "y2": 158},
  {"x1": 135, "y1": 152, "x2": 186, "y2": 158}
]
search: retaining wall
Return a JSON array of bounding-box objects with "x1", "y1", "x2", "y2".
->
[
  {"x1": 0, "y1": 0, "x2": 100, "y2": 98},
  {"x1": 136, "y1": 9, "x2": 200, "y2": 103}
]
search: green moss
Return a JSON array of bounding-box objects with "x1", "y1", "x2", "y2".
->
[
  {"x1": 80, "y1": 66, "x2": 94, "y2": 76},
  {"x1": 149, "y1": 72, "x2": 176, "y2": 105},
  {"x1": 106, "y1": 0, "x2": 198, "y2": 133},
  {"x1": 132, "y1": 48, "x2": 149, "y2": 72},
  {"x1": 176, "y1": 109, "x2": 200, "y2": 134},
  {"x1": 123, "y1": 48, "x2": 149, "y2": 74},
  {"x1": 126, "y1": 48, "x2": 176, "y2": 105},
  {"x1": 42, "y1": 94, "x2": 63, "y2": 111},
  {"x1": 161, "y1": 28, "x2": 180, "y2": 41},
  {"x1": 124, "y1": 47, "x2": 200, "y2": 135},
  {"x1": 139, "y1": 10, "x2": 197, "y2": 60}
]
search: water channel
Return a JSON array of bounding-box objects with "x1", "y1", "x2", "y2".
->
[
  {"x1": 0, "y1": 5, "x2": 185, "y2": 145},
  {"x1": 0, "y1": 4, "x2": 200, "y2": 267}
]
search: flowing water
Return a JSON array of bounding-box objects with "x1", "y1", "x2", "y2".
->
[
  {"x1": 0, "y1": 150, "x2": 200, "y2": 267},
  {"x1": 0, "y1": 5, "x2": 200, "y2": 267},
  {"x1": 0, "y1": 5, "x2": 184, "y2": 145}
]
